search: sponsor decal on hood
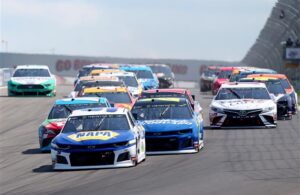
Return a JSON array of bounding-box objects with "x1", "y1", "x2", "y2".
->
[
  {"x1": 214, "y1": 99, "x2": 274, "y2": 110},
  {"x1": 140, "y1": 119, "x2": 195, "y2": 132},
  {"x1": 68, "y1": 130, "x2": 119, "y2": 141}
]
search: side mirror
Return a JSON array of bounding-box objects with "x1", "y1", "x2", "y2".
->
[
  {"x1": 110, "y1": 102, "x2": 115, "y2": 107},
  {"x1": 191, "y1": 95, "x2": 195, "y2": 100},
  {"x1": 132, "y1": 113, "x2": 138, "y2": 120}
]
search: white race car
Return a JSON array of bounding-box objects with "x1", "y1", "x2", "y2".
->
[
  {"x1": 7, "y1": 65, "x2": 56, "y2": 96},
  {"x1": 51, "y1": 107, "x2": 146, "y2": 170},
  {"x1": 209, "y1": 82, "x2": 277, "y2": 128},
  {"x1": 98, "y1": 71, "x2": 143, "y2": 97}
]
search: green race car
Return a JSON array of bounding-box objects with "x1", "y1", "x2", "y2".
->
[{"x1": 8, "y1": 65, "x2": 56, "y2": 96}]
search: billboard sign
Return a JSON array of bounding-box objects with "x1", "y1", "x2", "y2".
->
[{"x1": 285, "y1": 48, "x2": 300, "y2": 60}]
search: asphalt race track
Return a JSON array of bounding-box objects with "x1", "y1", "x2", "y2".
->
[{"x1": 0, "y1": 84, "x2": 299, "y2": 195}]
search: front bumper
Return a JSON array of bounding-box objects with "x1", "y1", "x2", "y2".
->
[
  {"x1": 209, "y1": 109, "x2": 277, "y2": 128},
  {"x1": 145, "y1": 134, "x2": 199, "y2": 154},
  {"x1": 51, "y1": 145, "x2": 137, "y2": 170},
  {"x1": 8, "y1": 84, "x2": 55, "y2": 96}
]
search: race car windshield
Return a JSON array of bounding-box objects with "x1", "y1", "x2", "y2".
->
[
  {"x1": 203, "y1": 70, "x2": 216, "y2": 77},
  {"x1": 215, "y1": 88, "x2": 271, "y2": 100},
  {"x1": 75, "y1": 81, "x2": 124, "y2": 91},
  {"x1": 280, "y1": 79, "x2": 291, "y2": 89},
  {"x1": 150, "y1": 66, "x2": 172, "y2": 77},
  {"x1": 218, "y1": 70, "x2": 232, "y2": 79},
  {"x1": 132, "y1": 103, "x2": 192, "y2": 120},
  {"x1": 129, "y1": 70, "x2": 154, "y2": 79},
  {"x1": 13, "y1": 69, "x2": 50, "y2": 77},
  {"x1": 265, "y1": 82, "x2": 286, "y2": 95},
  {"x1": 119, "y1": 76, "x2": 138, "y2": 87},
  {"x1": 83, "y1": 92, "x2": 131, "y2": 103},
  {"x1": 62, "y1": 114, "x2": 130, "y2": 133},
  {"x1": 48, "y1": 103, "x2": 106, "y2": 119}
]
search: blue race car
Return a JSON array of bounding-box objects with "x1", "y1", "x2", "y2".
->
[
  {"x1": 51, "y1": 107, "x2": 146, "y2": 170},
  {"x1": 38, "y1": 97, "x2": 111, "y2": 152},
  {"x1": 120, "y1": 65, "x2": 159, "y2": 90},
  {"x1": 131, "y1": 97, "x2": 204, "y2": 154}
]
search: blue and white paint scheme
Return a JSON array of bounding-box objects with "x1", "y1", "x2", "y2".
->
[
  {"x1": 120, "y1": 65, "x2": 159, "y2": 90},
  {"x1": 51, "y1": 108, "x2": 146, "y2": 170},
  {"x1": 132, "y1": 97, "x2": 204, "y2": 154}
]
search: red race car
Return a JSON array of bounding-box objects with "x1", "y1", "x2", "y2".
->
[{"x1": 211, "y1": 67, "x2": 234, "y2": 95}]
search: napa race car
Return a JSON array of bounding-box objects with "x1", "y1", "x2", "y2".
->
[
  {"x1": 8, "y1": 65, "x2": 56, "y2": 96},
  {"x1": 209, "y1": 82, "x2": 277, "y2": 128},
  {"x1": 132, "y1": 97, "x2": 204, "y2": 154},
  {"x1": 51, "y1": 107, "x2": 146, "y2": 170},
  {"x1": 38, "y1": 97, "x2": 110, "y2": 152},
  {"x1": 120, "y1": 65, "x2": 159, "y2": 90}
]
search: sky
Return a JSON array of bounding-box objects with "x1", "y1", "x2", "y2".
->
[{"x1": 0, "y1": 0, "x2": 277, "y2": 61}]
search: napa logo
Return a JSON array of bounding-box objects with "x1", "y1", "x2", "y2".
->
[{"x1": 68, "y1": 131, "x2": 119, "y2": 141}]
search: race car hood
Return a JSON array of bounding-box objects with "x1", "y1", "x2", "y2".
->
[
  {"x1": 139, "y1": 119, "x2": 195, "y2": 132},
  {"x1": 10, "y1": 77, "x2": 52, "y2": 85},
  {"x1": 55, "y1": 130, "x2": 134, "y2": 145},
  {"x1": 212, "y1": 99, "x2": 275, "y2": 110}
]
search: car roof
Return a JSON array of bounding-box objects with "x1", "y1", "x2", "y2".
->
[
  {"x1": 82, "y1": 63, "x2": 119, "y2": 69},
  {"x1": 247, "y1": 74, "x2": 287, "y2": 79},
  {"x1": 89, "y1": 69, "x2": 124, "y2": 75},
  {"x1": 121, "y1": 65, "x2": 152, "y2": 71},
  {"x1": 242, "y1": 77, "x2": 278, "y2": 81},
  {"x1": 71, "y1": 107, "x2": 128, "y2": 117},
  {"x1": 97, "y1": 71, "x2": 136, "y2": 77},
  {"x1": 55, "y1": 97, "x2": 108, "y2": 105},
  {"x1": 220, "y1": 67, "x2": 234, "y2": 71},
  {"x1": 143, "y1": 88, "x2": 188, "y2": 94},
  {"x1": 79, "y1": 76, "x2": 119, "y2": 81},
  {"x1": 239, "y1": 68, "x2": 276, "y2": 74},
  {"x1": 83, "y1": 86, "x2": 128, "y2": 93},
  {"x1": 15, "y1": 65, "x2": 49, "y2": 70},
  {"x1": 136, "y1": 97, "x2": 187, "y2": 104},
  {"x1": 221, "y1": 82, "x2": 267, "y2": 88}
]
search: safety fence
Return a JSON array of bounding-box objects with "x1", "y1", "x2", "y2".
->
[{"x1": 242, "y1": 0, "x2": 300, "y2": 91}]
